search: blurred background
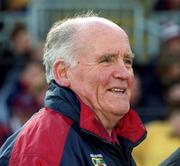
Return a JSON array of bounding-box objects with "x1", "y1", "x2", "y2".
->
[{"x1": 0, "y1": 0, "x2": 180, "y2": 165}]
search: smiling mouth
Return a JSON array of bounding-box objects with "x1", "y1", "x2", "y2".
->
[{"x1": 108, "y1": 88, "x2": 126, "y2": 94}]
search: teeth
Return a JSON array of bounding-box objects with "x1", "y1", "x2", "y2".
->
[{"x1": 110, "y1": 88, "x2": 125, "y2": 93}]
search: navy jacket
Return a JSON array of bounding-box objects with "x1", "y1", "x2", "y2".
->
[{"x1": 0, "y1": 81, "x2": 146, "y2": 166}]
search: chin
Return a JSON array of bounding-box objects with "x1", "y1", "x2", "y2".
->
[{"x1": 114, "y1": 104, "x2": 130, "y2": 115}]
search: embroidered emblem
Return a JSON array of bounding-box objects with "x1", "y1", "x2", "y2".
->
[{"x1": 90, "y1": 154, "x2": 107, "y2": 166}]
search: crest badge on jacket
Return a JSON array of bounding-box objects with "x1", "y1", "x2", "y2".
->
[{"x1": 90, "y1": 154, "x2": 107, "y2": 166}]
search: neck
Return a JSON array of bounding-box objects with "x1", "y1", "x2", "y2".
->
[
  {"x1": 77, "y1": 96, "x2": 124, "y2": 136},
  {"x1": 95, "y1": 112, "x2": 123, "y2": 137}
]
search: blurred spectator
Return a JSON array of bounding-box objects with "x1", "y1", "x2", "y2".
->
[
  {"x1": 0, "y1": 60, "x2": 47, "y2": 147},
  {"x1": 133, "y1": 81, "x2": 180, "y2": 166},
  {"x1": 156, "y1": 51, "x2": 180, "y2": 88},
  {"x1": 136, "y1": 22, "x2": 180, "y2": 123},
  {"x1": 0, "y1": 22, "x2": 31, "y2": 89},
  {"x1": 154, "y1": 0, "x2": 180, "y2": 11},
  {"x1": 155, "y1": 22, "x2": 180, "y2": 91},
  {"x1": 160, "y1": 22, "x2": 180, "y2": 53},
  {"x1": 6, "y1": 60, "x2": 47, "y2": 127}
]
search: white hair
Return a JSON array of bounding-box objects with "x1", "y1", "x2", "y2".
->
[
  {"x1": 43, "y1": 12, "x2": 100, "y2": 83},
  {"x1": 43, "y1": 19, "x2": 77, "y2": 83}
]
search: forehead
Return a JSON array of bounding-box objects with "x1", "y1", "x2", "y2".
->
[{"x1": 75, "y1": 20, "x2": 131, "y2": 59}]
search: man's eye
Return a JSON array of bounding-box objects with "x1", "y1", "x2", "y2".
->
[
  {"x1": 124, "y1": 58, "x2": 133, "y2": 66},
  {"x1": 99, "y1": 57, "x2": 113, "y2": 63}
]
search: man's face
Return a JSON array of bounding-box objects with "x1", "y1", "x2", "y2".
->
[{"x1": 66, "y1": 22, "x2": 134, "y2": 119}]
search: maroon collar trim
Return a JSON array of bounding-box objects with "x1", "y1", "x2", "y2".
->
[
  {"x1": 115, "y1": 109, "x2": 146, "y2": 143},
  {"x1": 80, "y1": 102, "x2": 146, "y2": 143}
]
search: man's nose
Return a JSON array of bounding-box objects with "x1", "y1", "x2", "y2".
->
[{"x1": 112, "y1": 61, "x2": 131, "y2": 80}]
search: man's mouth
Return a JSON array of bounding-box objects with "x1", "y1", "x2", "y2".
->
[{"x1": 108, "y1": 87, "x2": 126, "y2": 94}]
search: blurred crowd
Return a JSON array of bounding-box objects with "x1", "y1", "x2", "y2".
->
[
  {"x1": 0, "y1": 0, "x2": 31, "y2": 11},
  {"x1": 0, "y1": 0, "x2": 180, "y2": 165},
  {"x1": 0, "y1": 22, "x2": 47, "y2": 146},
  {"x1": 132, "y1": 1, "x2": 180, "y2": 165}
]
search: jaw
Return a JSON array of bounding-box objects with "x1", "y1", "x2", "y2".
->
[{"x1": 97, "y1": 90, "x2": 130, "y2": 115}]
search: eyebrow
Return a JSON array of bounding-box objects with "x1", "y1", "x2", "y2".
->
[
  {"x1": 96, "y1": 53, "x2": 118, "y2": 63},
  {"x1": 97, "y1": 52, "x2": 135, "y2": 63}
]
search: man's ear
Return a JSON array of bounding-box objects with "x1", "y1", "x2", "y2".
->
[{"x1": 53, "y1": 59, "x2": 70, "y2": 87}]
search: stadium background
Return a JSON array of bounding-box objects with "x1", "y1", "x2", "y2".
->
[{"x1": 0, "y1": 0, "x2": 180, "y2": 165}]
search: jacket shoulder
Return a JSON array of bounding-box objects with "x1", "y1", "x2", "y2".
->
[{"x1": 9, "y1": 107, "x2": 73, "y2": 165}]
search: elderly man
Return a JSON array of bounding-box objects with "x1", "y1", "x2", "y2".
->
[{"x1": 0, "y1": 14, "x2": 146, "y2": 166}]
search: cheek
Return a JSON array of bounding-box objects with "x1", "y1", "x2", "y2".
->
[{"x1": 97, "y1": 70, "x2": 111, "y2": 86}]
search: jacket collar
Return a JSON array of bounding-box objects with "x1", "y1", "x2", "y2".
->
[
  {"x1": 44, "y1": 80, "x2": 80, "y2": 123},
  {"x1": 45, "y1": 81, "x2": 146, "y2": 144},
  {"x1": 80, "y1": 101, "x2": 146, "y2": 144}
]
